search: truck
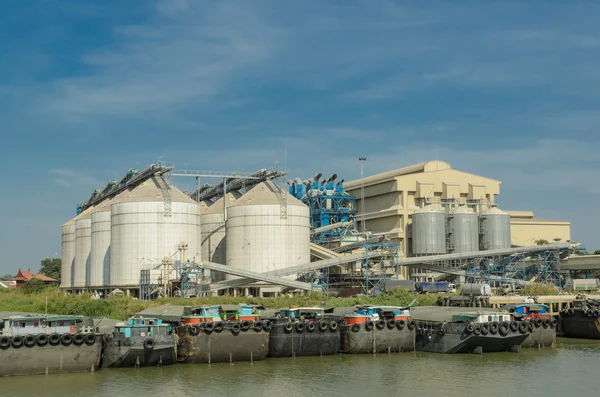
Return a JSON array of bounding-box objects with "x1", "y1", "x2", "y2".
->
[
  {"x1": 498, "y1": 283, "x2": 522, "y2": 295},
  {"x1": 415, "y1": 282, "x2": 455, "y2": 294}
]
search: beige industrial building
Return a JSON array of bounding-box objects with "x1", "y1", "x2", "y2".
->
[{"x1": 345, "y1": 160, "x2": 571, "y2": 279}]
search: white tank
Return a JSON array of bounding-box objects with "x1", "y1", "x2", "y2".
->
[
  {"x1": 201, "y1": 192, "x2": 242, "y2": 282},
  {"x1": 450, "y1": 206, "x2": 479, "y2": 253},
  {"x1": 226, "y1": 181, "x2": 310, "y2": 280},
  {"x1": 480, "y1": 206, "x2": 511, "y2": 250},
  {"x1": 61, "y1": 222, "x2": 76, "y2": 289},
  {"x1": 412, "y1": 206, "x2": 446, "y2": 255},
  {"x1": 110, "y1": 177, "x2": 201, "y2": 288},
  {"x1": 461, "y1": 283, "x2": 491, "y2": 296},
  {"x1": 89, "y1": 190, "x2": 130, "y2": 289},
  {"x1": 74, "y1": 209, "x2": 94, "y2": 289}
]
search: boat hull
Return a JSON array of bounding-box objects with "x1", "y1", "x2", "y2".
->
[
  {"x1": 267, "y1": 320, "x2": 341, "y2": 357},
  {"x1": 0, "y1": 335, "x2": 102, "y2": 377},
  {"x1": 102, "y1": 342, "x2": 176, "y2": 368},
  {"x1": 521, "y1": 325, "x2": 556, "y2": 347},
  {"x1": 560, "y1": 311, "x2": 600, "y2": 339},
  {"x1": 341, "y1": 323, "x2": 415, "y2": 354},
  {"x1": 177, "y1": 325, "x2": 269, "y2": 364},
  {"x1": 414, "y1": 322, "x2": 529, "y2": 354}
]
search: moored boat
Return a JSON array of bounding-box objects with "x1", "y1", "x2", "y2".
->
[
  {"x1": 101, "y1": 316, "x2": 176, "y2": 368},
  {"x1": 0, "y1": 314, "x2": 101, "y2": 377},
  {"x1": 341, "y1": 305, "x2": 415, "y2": 354},
  {"x1": 504, "y1": 303, "x2": 556, "y2": 347},
  {"x1": 176, "y1": 304, "x2": 270, "y2": 364},
  {"x1": 559, "y1": 296, "x2": 600, "y2": 339},
  {"x1": 412, "y1": 307, "x2": 530, "y2": 354},
  {"x1": 267, "y1": 306, "x2": 341, "y2": 357}
]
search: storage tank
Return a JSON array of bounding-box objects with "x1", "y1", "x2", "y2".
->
[
  {"x1": 201, "y1": 191, "x2": 242, "y2": 282},
  {"x1": 449, "y1": 206, "x2": 479, "y2": 253},
  {"x1": 61, "y1": 221, "x2": 76, "y2": 289},
  {"x1": 480, "y1": 206, "x2": 511, "y2": 250},
  {"x1": 73, "y1": 205, "x2": 97, "y2": 289},
  {"x1": 461, "y1": 283, "x2": 491, "y2": 296},
  {"x1": 226, "y1": 181, "x2": 310, "y2": 281},
  {"x1": 89, "y1": 190, "x2": 130, "y2": 289},
  {"x1": 110, "y1": 177, "x2": 201, "y2": 289},
  {"x1": 411, "y1": 206, "x2": 446, "y2": 256}
]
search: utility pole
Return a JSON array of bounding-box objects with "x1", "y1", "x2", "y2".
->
[{"x1": 359, "y1": 157, "x2": 367, "y2": 233}]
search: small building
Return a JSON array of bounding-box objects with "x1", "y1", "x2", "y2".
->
[
  {"x1": 12, "y1": 269, "x2": 57, "y2": 288},
  {"x1": 0, "y1": 281, "x2": 16, "y2": 289}
]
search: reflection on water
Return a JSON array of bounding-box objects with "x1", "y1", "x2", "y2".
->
[{"x1": 2, "y1": 340, "x2": 599, "y2": 397}]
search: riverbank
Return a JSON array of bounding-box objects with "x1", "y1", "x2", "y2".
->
[{"x1": 0, "y1": 288, "x2": 445, "y2": 320}]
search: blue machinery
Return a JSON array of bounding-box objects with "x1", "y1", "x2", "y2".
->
[{"x1": 289, "y1": 173, "x2": 356, "y2": 244}]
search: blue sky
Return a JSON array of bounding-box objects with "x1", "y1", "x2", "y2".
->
[{"x1": 1, "y1": 0, "x2": 599, "y2": 275}]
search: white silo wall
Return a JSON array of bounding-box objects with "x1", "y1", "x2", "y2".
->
[
  {"x1": 110, "y1": 201, "x2": 201, "y2": 287},
  {"x1": 412, "y1": 206, "x2": 446, "y2": 255},
  {"x1": 226, "y1": 184, "x2": 310, "y2": 280},
  {"x1": 450, "y1": 207, "x2": 479, "y2": 253},
  {"x1": 480, "y1": 207, "x2": 511, "y2": 250},
  {"x1": 90, "y1": 210, "x2": 111, "y2": 287},
  {"x1": 61, "y1": 223, "x2": 76, "y2": 288},
  {"x1": 74, "y1": 217, "x2": 92, "y2": 288}
]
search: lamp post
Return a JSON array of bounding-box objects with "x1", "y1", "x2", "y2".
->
[{"x1": 359, "y1": 157, "x2": 367, "y2": 233}]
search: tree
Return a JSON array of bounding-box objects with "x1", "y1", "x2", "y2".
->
[
  {"x1": 20, "y1": 278, "x2": 51, "y2": 294},
  {"x1": 0, "y1": 274, "x2": 13, "y2": 281},
  {"x1": 593, "y1": 250, "x2": 600, "y2": 255},
  {"x1": 39, "y1": 258, "x2": 61, "y2": 283},
  {"x1": 535, "y1": 239, "x2": 550, "y2": 246}
]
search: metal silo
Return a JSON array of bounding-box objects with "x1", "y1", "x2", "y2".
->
[
  {"x1": 411, "y1": 205, "x2": 446, "y2": 256},
  {"x1": 449, "y1": 206, "x2": 479, "y2": 253},
  {"x1": 61, "y1": 221, "x2": 76, "y2": 289},
  {"x1": 74, "y1": 207, "x2": 95, "y2": 289},
  {"x1": 110, "y1": 177, "x2": 201, "y2": 290},
  {"x1": 226, "y1": 181, "x2": 310, "y2": 282},
  {"x1": 89, "y1": 190, "x2": 129, "y2": 290},
  {"x1": 480, "y1": 206, "x2": 511, "y2": 250},
  {"x1": 201, "y1": 191, "x2": 242, "y2": 282}
]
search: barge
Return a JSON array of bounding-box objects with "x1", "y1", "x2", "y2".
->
[
  {"x1": 267, "y1": 306, "x2": 341, "y2": 357},
  {"x1": 176, "y1": 305, "x2": 270, "y2": 364},
  {"x1": 341, "y1": 305, "x2": 415, "y2": 354},
  {"x1": 101, "y1": 316, "x2": 176, "y2": 368},
  {"x1": 560, "y1": 296, "x2": 600, "y2": 339},
  {"x1": 412, "y1": 307, "x2": 530, "y2": 354},
  {"x1": 0, "y1": 314, "x2": 101, "y2": 377},
  {"x1": 504, "y1": 303, "x2": 556, "y2": 347}
]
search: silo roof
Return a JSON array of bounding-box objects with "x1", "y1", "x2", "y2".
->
[
  {"x1": 90, "y1": 189, "x2": 131, "y2": 214},
  {"x1": 199, "y1": 199, "x2": 213, "y2": 210},
  {"x1": 414, "y1": 205, "x2": 444, "y2": 214},
  {"x1": 63, "y1": 204, "x2": 97, "y2": 226},
  {"x1": 482, "y1": 207, "x2": 506, "y2": 216},
  {"x1": 204, "y1": 191, "x2": 242, "y2": 214},
  {"x1": 452, "y1": 206, "x2": 476, "y2": 214},
  {"x1": 229, "y1": 181, "x2": 305, "y2": 207},
  {"x1": 115, "y1": 176, "x2": 196, "y2": 204}
]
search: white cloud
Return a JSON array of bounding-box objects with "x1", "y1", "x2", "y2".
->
[{"x1": 50, "y1": 168, "x2": 103, "y2": 187}]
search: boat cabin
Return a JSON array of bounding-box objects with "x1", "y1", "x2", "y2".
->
[
  {"x1": 276, "y1": 307, "x2": 324, "y2": 322},
  {"x1": 1, "y1": 315, "x2": 89, "y2": 336},
  {"x1": 344, "y1": 305, "x2": 410, "y2": 325},
  {"x1": 222, "y1": 304, "x2": 262, "y2": 322},
  {"x1": 181, "y1": 305, "x2": 222, "y2": 325},
  {"x1": 504, "y1": 303, "x2": 550, "y2": 320},
  {"x1": 115, "y1": 317, "x2": 171, "y2": 339}
]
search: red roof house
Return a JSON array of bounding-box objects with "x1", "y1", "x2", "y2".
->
[{"x1": 13, "y1": 269, "x2": 57, "y2": 288}]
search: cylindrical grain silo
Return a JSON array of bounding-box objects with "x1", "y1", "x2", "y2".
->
[
  {"x1": 89, "y1": 190, "x2": 130, "y2": 290},
  {"x1": 226, "y1": 181, "x2": 310, "y2": 282},
  {"x1": 480, "y1": 206, "x2": 511, "y2": 250},
  {"x1": 201, "y1": 191, "x2": 242, "y2": 282},
  {"x1": 74, "y1": 208, "x2": 94, "y2": 289},
  {"x1": 411, "y1": 206, "x2": 446, "y2": 256},
  {"x1": 110, "y1": 177, "x2": 201, "y2": 290},
  {"x1": 449, "y1": 206, "x2": 479, "y2": 253},
  {"x1": 61, "y1": 222, "x2": 76, "y2": 289}
]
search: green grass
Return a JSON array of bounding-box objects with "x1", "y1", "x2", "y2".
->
[{"x1": 0, "y1": 287, "x2": 448, "y2": 320}]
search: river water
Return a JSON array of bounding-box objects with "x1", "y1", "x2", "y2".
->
[{"x1": 1, "y1": 338, "x2": 598, "y2": 396}]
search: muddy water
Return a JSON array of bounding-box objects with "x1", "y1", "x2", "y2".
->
[{"x1": 1, "y1": 338, "x2": 598, "y2": 397}]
